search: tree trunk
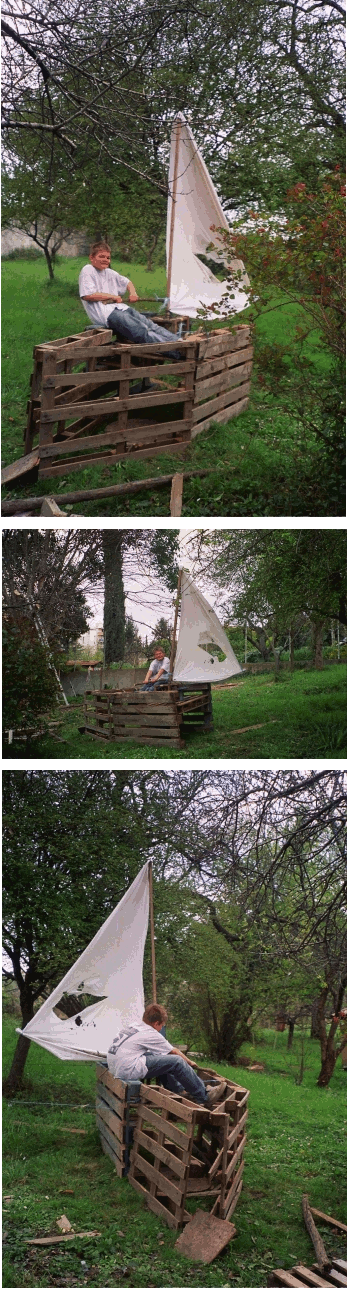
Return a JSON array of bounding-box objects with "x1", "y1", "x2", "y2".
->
[
  {"x1": 311, "y1": 997, "x2": 322, "y2": 1038},
  {"x1": 287, "y1": 1018, "x2": 295, "y2": 1049},
  {"x1": 312, "y1": 619, "x2": 324, "y2": 669},
  {"x1": 43, "y1": 244, "x2": 55, "y2": 281},
  {"x1": 3, "y1": 995, "x2": 34, "y2": 1097},
  {"x1": 315, "y1": 981, "x2": 345, "y2": 1087},
  {"x1": 103, "y1": 532, "x2": 125, "y2": 664},
  {"x1": 289, "y1": 623, "x2": 295, "y2": 671}
]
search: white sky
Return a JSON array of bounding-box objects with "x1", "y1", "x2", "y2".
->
[{"x1": 85, "y1": 529, "x2": 205, "y2": 641}]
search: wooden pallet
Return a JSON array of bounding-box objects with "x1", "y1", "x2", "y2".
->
[
  {"x1": 95, "y1": 1065, "x2": 140, "y2": 1177},
  {"x1": 128, "y1": 1074, "x2": 249, "y2": 1230},
  {"x1": 270, "y1": 1259, "x2": 347, "y2": 1287},
  {"x1": 83, "y1": 684, "x2": 213, "y2": 747},
  {"x1": 192, "y1": 325, "x2": 252, "y2": 437},
  {"x1": 21, "y1": 324, "x2": 251, "y2": 478}
]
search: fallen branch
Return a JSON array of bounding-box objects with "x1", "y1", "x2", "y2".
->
[
  {"x1": 26, "y1": 1231, "x2": 101, "y2": 1245},
  {"x1": 302, "y1": 1194, "x2": 330, "y2": 1274},
  {"x1": 1, "y1": 469, "x2": 211, "y2": 515}
]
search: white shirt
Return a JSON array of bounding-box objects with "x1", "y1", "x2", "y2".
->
[
  {"x1": 79, "y1": 264, "x2": 130, "y2": 326},
  {"x1": 149, "y1": 657, "x2": 171, "y2": 676},
  {"x1": 107, "y1": 1021, "x2": 172, "y2": 1080}
]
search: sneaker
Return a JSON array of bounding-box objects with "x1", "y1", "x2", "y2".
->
[{"x1": 205, "y1": 1081, "x2": 227, "y2": 1107}]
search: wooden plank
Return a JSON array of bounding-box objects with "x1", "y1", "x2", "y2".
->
[
  {"x1": 195, "y1": 345, "x2": 253, "y2": 381},
  {"x1": 271, "y1": 1272, "x2": 311, "y2": 1287},
  {"x1": 197, "y1": 328, "x2": 250, "y2": 360},
  {"x1": 310, "y1": 1210, "x2": 347, "y2": 1234},
  {"x1": 109, "y1": 718, "x2": 179, "y2": 732},
  {"x1": 128, "y1": 1174, "x2": 180, "y2": 1229},
  {"x1": 292, "y1": 1268, "x2": 341, "y2": 1288},
  {"x1": 227, "y1": 1108, "x2": 248, "y2": 1148},
  {"x1": 44, "y1": 360, "x2": 195, "y2": 387},
  {"x1": 39, "y1": 417, "x2": 191, "y2": 459},
  {"x1": 331, "y1": 1263, "x2": 347, "y2": 1274},
  {"x1": 39, "y1": 352, "x2": 58, "y2": 446},
  {"x1": 85, "y1": 731, "x2": 183, "y2": 746},
  {"x1": 192, "y1": 380, "x2": 251, "y2": 424},
  {"x1": 96, "y1": 1067, "x2": 127, "y2": 1099},
  {"x1": 225, "y1": 1133, "x2": 247, "y2": 1182},
  {"x1": 175, "y1": 1210, "x2": 236, "y2": 1264},
  {"x1": 38, "y1": 439, "x2": 188, "y2": 480},
  {"x1": 1, "y1": 450, "x2": 40, "y2": 485},
  {"x1": 170, "y1": 472, "x2": 184, "y2": 516},
  {"x1": 41, "y1": 389, "x2": 188, "y2": 422},
  {"x1": 96, "y1": 1099, "x2": 126, "y2": 1142},
  {"x1": 98, "y1": 1127, "x2": 123, "y2": 1176},
  {"x1": 191, "y1": 394, "x2": 250, "y2": 437},
  {"x1": 222, "y1": 1160, "x2": 245, "y2": 1218},
  {"x1": 96, "y1": 1081, "x2": 126, "y2": 1119},
  {"x1": 140, "y1": 1085, "x2": 195, "y2": 1123},
  {"x1": 131, "y1": 1151, "x2": 185, "y2": 1206},
  {"x1": 46, "y1": 339, "x2": 190, "y2": 361},
  {"x1": 133, "y1": 1129, "x2": 187, "y2": 1179},
  {"x1": 136, "y1": 1105, "x2": 191, "y2": 1154},
  {"x1": 96, "y1": 1114, "x2": 124, "y2": 1160},
  {"x1": 27, "y1": 1232, "x2": 101, "y2": 1246},
  {"x1": 194, "y1": 360, "x2": 252, "y2": 403}
]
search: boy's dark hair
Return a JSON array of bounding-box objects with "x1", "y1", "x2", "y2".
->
[{"x1": 143, "y1": 1003, "x2": 168, "y2": 1026}]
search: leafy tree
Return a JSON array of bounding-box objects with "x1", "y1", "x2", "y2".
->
[
  {"x1": 102, "y1": 531, "x2": 179, "y2": 664},
  {"x1": 212, "y1": 170, "x2": 345, "y2": 509},
  {"x1": 2, "y1": 530, "x2": 100, "y2": 648},
  {"x1": 191, "y1": 529, "x2": 347, "y2": 668},
  {"x1": 2, "y1": 615, "x2": 62, "y2": 737}
]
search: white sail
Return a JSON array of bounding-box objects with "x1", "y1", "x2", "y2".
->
[
  {"x1": 166, "y1": 114, "x2": 249, "y2": 318},
  {"x1": 18, "y1": 862, "x2": 150, "y2": 1061},
  {"x1": 173, "y1": 571, "x2": 242, "y2": 683}
]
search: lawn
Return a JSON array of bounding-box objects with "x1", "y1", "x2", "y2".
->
[
  {"x1": 4, "y1": 665, "x2": 346, "y2": 760},
  {"x1": 1, "y1": 256, "x2": 340, "y2": 517},
  {"x1": 3, "y1": 1017, "x2": 346, "y2": 1289}
]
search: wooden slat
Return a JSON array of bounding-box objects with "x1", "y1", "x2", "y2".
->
[
  {"x1": 133, "y1": 1129, "x2": 187, "y2": 1179},
  {"x1": 136, "y1": 1105, "x2": 191, "y2": 1154},
  {"x1": 43, "y1": 360, "x2": 195, "y2": 387},
  {"x1": 310, "y1": 1210, "x2": 347, "y2": 1234},
  {"x1": 192, "y1": 380, "x2": 251, "y2": 424},
  {"x1": 38, "y1": 439, "x2": 188, "y2": 479},
  {"x1": 225, "y1": 1133, "x2": 247, "y2": 1182},
  {"x1": 271, "y1": 1272, "x2": 309, "y2": 1287},
  {"x1": 39, "y1": 418, "x2": 191, "y2": 457},
  {"x1": 95, "y1": 1067, "x2": 127, "y2": 1099},
  {"x1": 96, "y1": 1113, "x2": 124, "y2": 1161},
  {"x1": 195, "y1": 345, "x2": 253, "y2": 381},
  {"x1": 96, "y1": 1081, "x2": 126, "y2": 1119},
  {"x1": 85, "y1": 730, "x2": 183, "y2": 746},
  {"x1": 223, "y1": 1160, "x2": 245, "y2": 1218},
  {"x1": 45, "y1": 339, "x2": 191, "y2": 361},
  {"x1": 197, "y1": 328, "x2": 250, "y2": 360},
  {"x1": 96, "y1": 1099, "x2": 126, "y2": 1142},
  {"x1": 1, "y1": 450, "x2": 40, "y2": 485},
  {"x1": 98, "y1": 1126, "x2": 123, "y2": 1176},
  {"x1": 194, "y1": 360, "x2": 252, "y2": 403},
  {"x1": 41, "y1": 389, "x2": 188, "y2": 421},
  {"x1": 191, "y1": 394, "x2": 250, "y2": 437},
  {"x1": 292, "y1": 1268, "x2": 340, "y2": 1288},
  {"x1": 131, "y1": 1149, "x2": 185, "y2": 1206},
  {"x1": 40, "y1": 352, "x2": 57, "y2": 445},
  {"x1": 170, "y1": 472, "x2": 184, "y2": 516},
  {"x1": 140, "y1": 1085, "x2": 195, "y2": 1123},
  {"x1": 128, "y1": 1174, "x2": 181, "y2": 1229},
  {"x1": 108, "y1": 716, "x2": 179, "y2": 730}
]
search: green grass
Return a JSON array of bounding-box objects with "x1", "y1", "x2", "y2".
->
[
  {"x1": 4, "y1": 665, "x2": 346, "y2": 760},
  {"x1": 2, "y1": 257, "x2": 341, "y2": 517},
  {"x1": 3, "y1": 1017, "x2": 346, "y2": 1288}
]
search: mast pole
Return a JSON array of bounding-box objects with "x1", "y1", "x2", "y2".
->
[
  {"x1": 148, "y1": 861, "x2": 157, "y2": 1003},
  {"x1": 166, "y1": 117, "x2": 181, "y2": 317},
  {"x1": 170, "y1": 567, "x2": 182, "y2": 677}
]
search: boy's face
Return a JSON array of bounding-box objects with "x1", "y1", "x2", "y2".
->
[
  {"x1": 89, "y1": 248, "x2": 111, "y2": 270},
  {"x1": 154, "y1": 650, "x2": 164, "y2": 661}
]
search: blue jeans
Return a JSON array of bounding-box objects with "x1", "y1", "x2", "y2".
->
[
  {"x1": 107, "y1": 307, "x2": 181, "y2": 359},
  {"x1": 141, "y1": 674, "x2": 172, "y2": 691},
  {"x1": 145, "y1": 1053, "x2": 207, "y2": 1104}
]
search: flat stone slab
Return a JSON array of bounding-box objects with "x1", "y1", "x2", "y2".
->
[{"x1": 175, "y1": 1210, "x2": 236, "y2": 1263}]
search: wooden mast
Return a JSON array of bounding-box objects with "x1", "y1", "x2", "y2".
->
[
  {"x1": 148, "y1": 861, "x2": 157, "y2": 1003},
  {"x1": 166, "y1": 117, "x2": 181, "y2": 316},
  {"x1": 169, "y1": 567, "x2": 182, "y2": 677}
]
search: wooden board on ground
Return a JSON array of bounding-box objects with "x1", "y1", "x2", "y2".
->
[
  {"x1": 1, "y1": 450, "x2": 40, "y2": 485},
  {"x1": 174, "y1": 1210, "x2": 236, "y2": 1263},
  {"x1": 270, "y1": 1266, "x2": 347, "y2": 1288}
]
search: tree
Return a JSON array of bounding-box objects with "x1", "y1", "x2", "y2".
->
[
  {"x1": 190, "y1": 529, "x2": 347, "y2": 669},
  {"x1": 2, "y1": 1, "x2": 344, "y2": 212},
  {"x1": 2, "y1": 530, "x2": 101, "y2": 649},
  {"x1": 2, "y1": 615, "x2": 62, "y2": 737},
  {"x1": 2, "y1": 139, "x2": 91, "y2": 280},
  {"x1": 211, "y1": 170, "x2": 346, "y2": 509},
  {"x1": 102, "y1": 531, "x2": 179, "y2": 665}
]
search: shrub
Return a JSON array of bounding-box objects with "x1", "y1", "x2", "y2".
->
[
  {"x1": 3, "y1": 614, "x2": 61, "y2": 734},
  {"x1": 3, "y1": 246, "x2": 43, "y2": 260}
]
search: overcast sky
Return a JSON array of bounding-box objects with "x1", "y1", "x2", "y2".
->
[{"x1": 84, "y1": 530, "x2": 221, "y2": 641}]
